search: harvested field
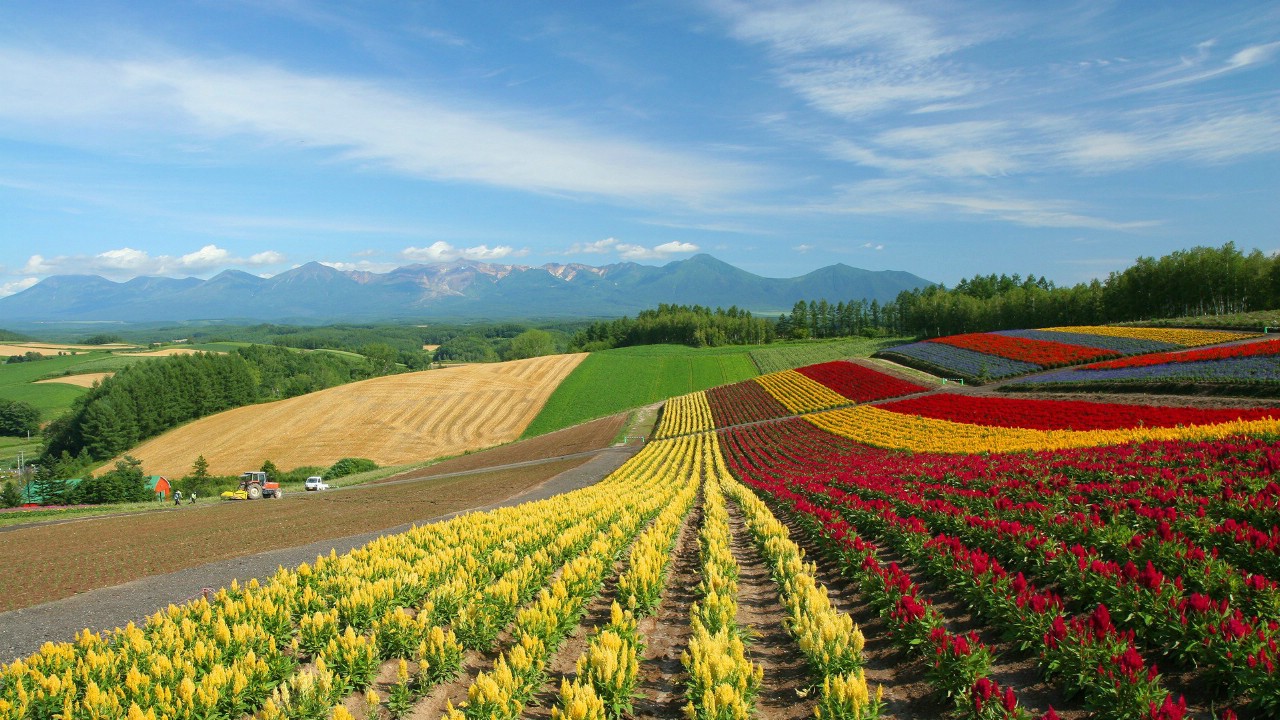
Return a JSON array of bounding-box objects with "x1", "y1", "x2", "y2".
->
[
  {"x1": 0, "y1": 342, "x2": 133, "y2": 355},
  {"x1": 33, "y1": 371, "x2": 114, "y2": 388},
  {"x1": 0, "y1": 456, "x2": 593, "y2": 614},
  {"x1": 102, "y1": 353, "x2": 586, "y2": 476},
  {"x1": 383, "y1": 411, "x2": 628, "y2": 481}
]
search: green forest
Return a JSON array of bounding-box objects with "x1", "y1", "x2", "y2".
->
[
  {"x1": 777, "y1": 243, "x2": 1280, "y2": 340},
  {"x1": 570, "y1": 304, "x2": 776, "y2": 350}
]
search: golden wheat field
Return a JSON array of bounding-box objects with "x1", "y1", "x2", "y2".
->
[
  {"x1": 101, "y1": 352, "x2": 587, "y2": 477},
  {"x1": 34, "y1": 372, "x2": 115, "y2": 388}
]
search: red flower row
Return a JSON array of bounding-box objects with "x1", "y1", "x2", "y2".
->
[
  {"x1": 930, "y1": 333, "x2": 1120, "y2": 368},
  {"x1": 706, "y1": 379, "x2": 790, "y2": 428},
  {"x1": 1087, "y1": 338, "x2": 1280, "y2": 370},
  {"x1": 793, "y1": 361, "x2": 928, "y2": 403},
  {"x1": 877, "y1": 393, "x2": 1279, "y2": 431}
]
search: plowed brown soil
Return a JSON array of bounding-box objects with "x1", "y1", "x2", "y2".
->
[{"x1": 0, "y1": 457, "x2": 589, "y2": 613}]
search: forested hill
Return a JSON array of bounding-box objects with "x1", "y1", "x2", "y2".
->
[{"x1": 40, "y1": 345, "x2": 397, "y2": 470}]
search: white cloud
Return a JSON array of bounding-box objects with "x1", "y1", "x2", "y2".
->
[
  {"x1": 0, "y1": 47, "x2": 759, "y2": 203},
  {"x1": 794, "y1": 243, "x2": 814, "y2": 253},
  {"x1": 18, "y1": 244, "x2": 285, "y2": 279},
  {"x1": 861, "y1": 242, "x2": 884, "y2": 251},
  {"x1": 566, "y1": 238, "x2": 621, "y2": 254},
  {"x1": 616, "y1": 241, "x2": 700, "y2": 260},
  {"x1": 319, "y1": 259, "x2": 401, "y2": 273},
  {"x1": 401, "y1": 241, "x2": 520, "y2": 263},
  {"x1": 0, "y1": 277, "x2": 39, "y2": 297},
  {"x1": 565, "y1": 237, "x2": 700, "y2": 261},
  {"x1": 249, "y1": 250, "x2": 287, "y2": 265}
]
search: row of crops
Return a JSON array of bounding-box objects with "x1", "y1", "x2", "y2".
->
[
  {"x1": 876, "y1": 326, "x2": 1270, "y2": 385},
  {"x1": 655, "y1": 361, "x2": 930, "y2": 438}
]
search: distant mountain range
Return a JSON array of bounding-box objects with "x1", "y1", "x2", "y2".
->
[{"x1": 0, "y1": 254, "x2": 934, "y2": 324}]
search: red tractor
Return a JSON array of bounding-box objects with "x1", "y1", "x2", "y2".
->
[{"x1": 221, "y1": 471, "x2": 283, "y2": 500}]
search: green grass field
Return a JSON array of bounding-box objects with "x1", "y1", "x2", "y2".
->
[
  {"x1": 521, "y1": 344, "x2": 759, "y2": 438},
  {"x1": 0, "y1": 352, "x2": 113, "y2": 419}
]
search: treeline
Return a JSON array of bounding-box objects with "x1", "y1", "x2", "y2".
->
[
  {"x1": 894, "y1": 243, "x2": 1280, "y2": 337},
  {"x1": 570, "y1": 304, "x2": 776, "y2": 350},
  {"x1": 41, "y1": 345, "x2": 386, "y2": 466},
  {"x1": 775, "y1": 298, "x2": 901, "y2": 340}
]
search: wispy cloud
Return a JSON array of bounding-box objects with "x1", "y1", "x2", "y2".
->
[
  {"x1": 817, "y1": 180, "x2": 1159, "y2": 231},
  {"x1": 0, "y1": 47, "x2": 759, "y2": 204},
  {"x1": 20, "y1": 244, "x2": 285, "y2": 279},
  {"x1": 1125, "y1": 40, "x2": 1280, "y2": 94},
  {"x1": 709, "y1": 0, "x2": 986, "y2": 118}
]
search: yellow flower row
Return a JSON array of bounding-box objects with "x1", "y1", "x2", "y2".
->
[
  {"x1": 755, "y1": 370, "x2": 849, "y2": 414},
  {"x1": 448, "y1": 435, "x2": 711, "y2": 720},
  {"x1": 713, "y1": 445, "x2": 883, "y2": 719},
  {"x1": 0, "y1": 433, "x2": 703, "y2": 720},
  {"x1": 806, "y1": 404, "x2": 1280, "y2": 454},
  {"x1": 1040, "y1": 325, "x2": 1261, "y2": 347},
  {"x1": 655, "y1": 391, "x2": 716, "y2": 438},
  {"x1": 554, "y1": 435, "x2": 704, "y2": 719},
  {"x1": 683, "y1": 455, "x2": 763, "y2": 719}
]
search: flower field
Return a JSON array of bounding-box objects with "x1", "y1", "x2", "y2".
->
[
  {"x1": 718, "y1": 417, "x2": 1280, "y2": 718},
  {"x1": 1009, "y1": 338, "x2": 1280, "y2": 392},
  {"x1": 8, "y1": 344, "x2": 1280, "y2": 720},
  {"x1": 876, "y1": 326, "x2": 1264, "y2": 384},
  {"x1": 659, "y1": 362, "x2": 931, "y2": 435}
]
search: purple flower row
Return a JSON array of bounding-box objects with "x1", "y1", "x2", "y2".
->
[
  {"x1": 879, "y1": 342, "x2": 1039, "y2": 380},
  {"x1": 1009, "y1": 356, "x2": 1280, "y2": 386},
  {"x1": 993, "y1": 329, "x2": 1179, "y2": 355}
]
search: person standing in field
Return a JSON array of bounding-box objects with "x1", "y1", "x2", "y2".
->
[
  {"x1": 190, "y1": 491, "x2": 197, "y2": 504},
  {"x1": 173, "y1": 490, "x2": 182, "y2": 506}
]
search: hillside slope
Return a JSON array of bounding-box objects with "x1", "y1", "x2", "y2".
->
[{"x1": 103, "y1": 353, "x2": 586, "y2": 476}]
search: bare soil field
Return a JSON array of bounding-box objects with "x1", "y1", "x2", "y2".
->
[
  {"x1": 0, "y1": 457, "x2": 592, "y2": 614},
  {"x1": 33, "y1": 371, "x2": 114, "y2": 388},
  {"x1": 103, "y1": 353, "x2": 586, "y2": 476}
]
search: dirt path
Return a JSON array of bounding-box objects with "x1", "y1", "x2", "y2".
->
[
  {"x1": 723, "y1": 502, "x2": 815, "y2": 720},
  {"x1": 633, "y1": 499, "x2": 701, "y2": 719},
  {"x1": 0, "y1": 447, "x2": 638, "y2": 663}
]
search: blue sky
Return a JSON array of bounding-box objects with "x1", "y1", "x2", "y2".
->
[{"x1": 1, "y1": 1, "x2": 1277, "y2": 298}]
